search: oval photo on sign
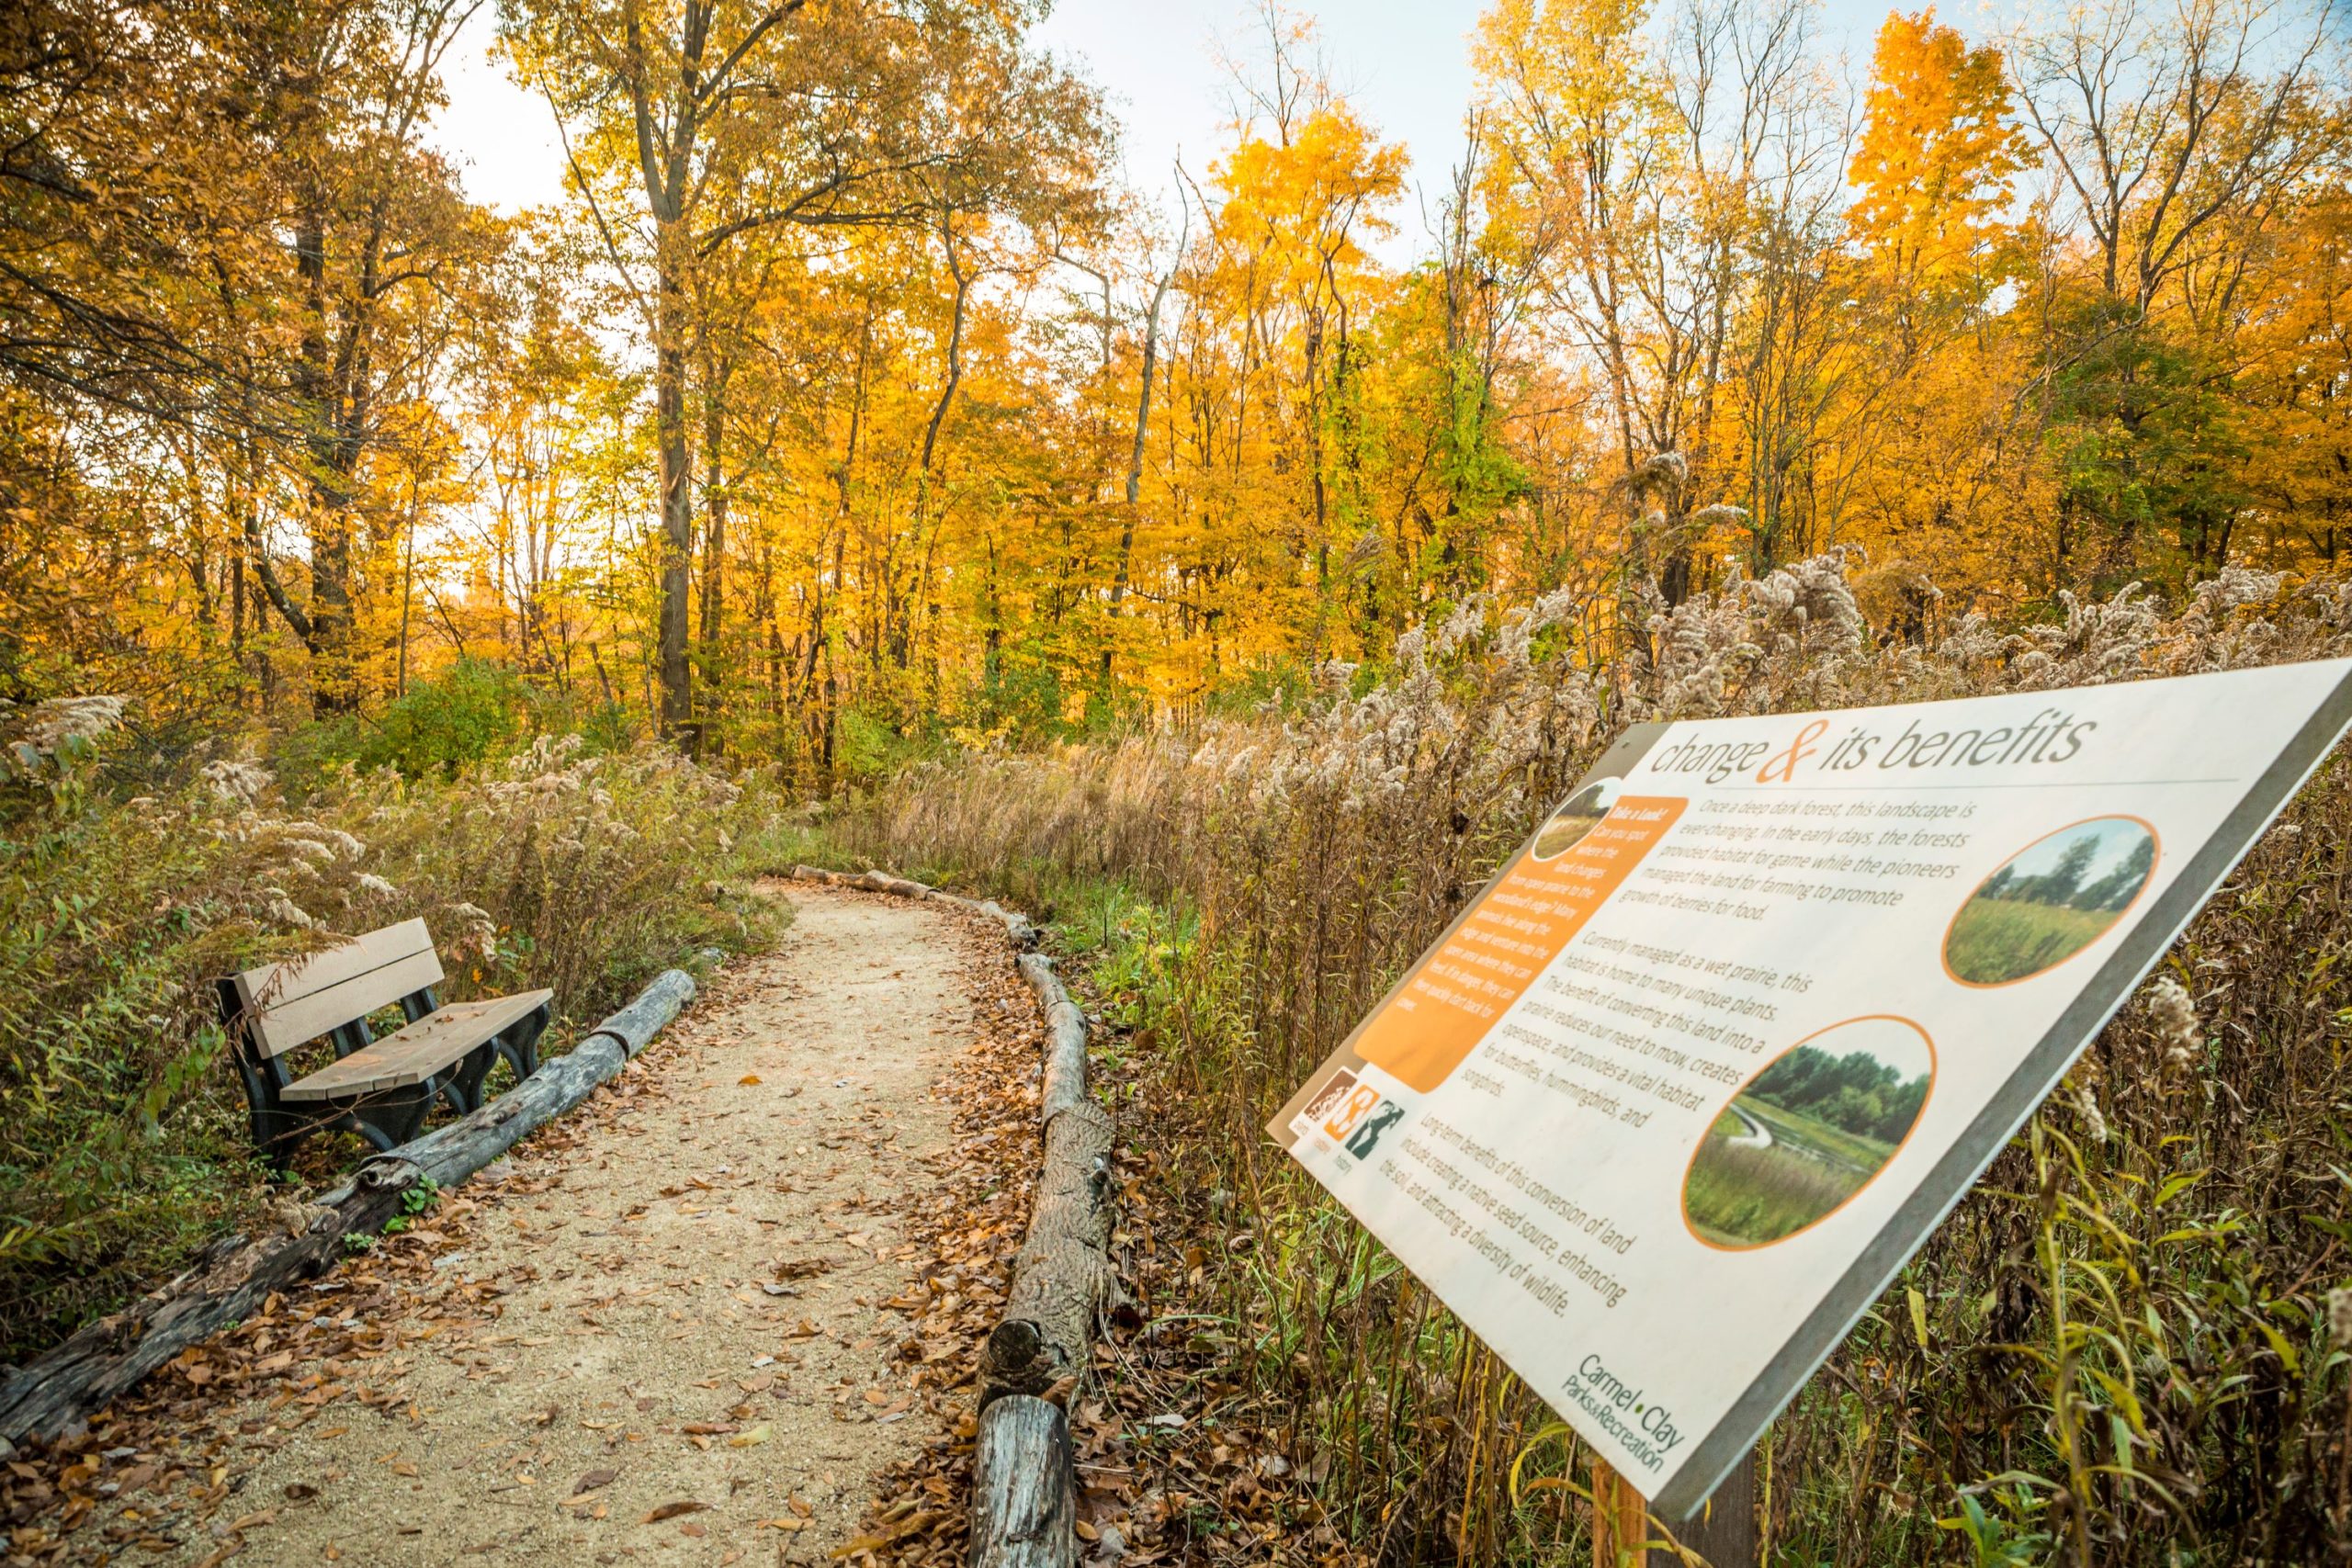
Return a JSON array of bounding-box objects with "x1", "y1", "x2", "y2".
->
[
  {"x1": 1943, "y1": 817, "x2": 2155, "y2": 987},
  {"x1": 1683, "y1": 1016, "x2": 1934, "y2": 1250},
  {"x1": 1531, "y1": 777, "x2": 1622, "y2": 861}
]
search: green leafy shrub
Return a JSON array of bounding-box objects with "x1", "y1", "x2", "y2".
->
[{"x1": 361, "y1": 659, "x2": 531, "y2": 777}]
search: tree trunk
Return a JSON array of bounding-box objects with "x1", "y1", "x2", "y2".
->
[
  {"x1": 1103, "y1": 264, "x2": 1174, "y2": 676},
  {"x1": 697, "y1": 363, "x2": 730, "y2": 751},
  {"x1": 656, "y1": 273, "x2": 695, "y2": 739},
  {"x1": 294, "y1": 201, "x2": 357, "y2": 713}
]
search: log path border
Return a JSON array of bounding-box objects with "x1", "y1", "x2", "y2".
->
[{"x1": 786, "y1": 866, "x2": 1112, "y2": 1568}]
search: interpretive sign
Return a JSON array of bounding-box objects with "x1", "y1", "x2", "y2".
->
[{"x1": 1271, "y1": 660, "x2": 2352, "y2": 1517}]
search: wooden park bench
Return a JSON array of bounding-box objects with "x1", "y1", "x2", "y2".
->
[{"x1": 217, "y1": 918, "x2": 551, "y2": 1169}]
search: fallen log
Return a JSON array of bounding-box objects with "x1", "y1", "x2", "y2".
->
[
  {"x1": 977, "y1": 1100, "x2": 1116, "y2": 1406},
  {"x1": 969, "y1": 1395, "x2": 1077, "y2": 1568},
  {"x1": 0, "y1": 964, "x2": 700, "y2": 1449},
  {"x1": 977, "y1": 899, "x2": 1040, "y2": 951},
  {"x1": 786, "y1": 865, "x2": 1038, "y2": 949},
  {"x1": 1020, "y1": 955, "x2": 1089, "y2": 1124}
]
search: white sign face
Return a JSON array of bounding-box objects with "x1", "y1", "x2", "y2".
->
[{"x1": 1271, "y1": 660, "x2": 2352, "y2": 1517}]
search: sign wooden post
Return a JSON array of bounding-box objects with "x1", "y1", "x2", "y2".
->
[
  {"x1": 1270, "y1": 663, "x2": 2352, "y2": 1528},
  {"x1": 1668, "y1": 1451, "x2": 1758, "y2": 1567}
]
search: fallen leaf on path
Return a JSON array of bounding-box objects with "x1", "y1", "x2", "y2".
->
[
  {"x1": 739, "y1": 1075, "x2": 762, "y2": 1086},
  {"x1": 726, "y1": 1425, "x2": 771, "y2": 1449},
  {"x1": 642, "y1": 1499, "x2": 710, "y2": 1523},
  {"x1": 572, "y1": 1469, "x2": 617, "y2": 1495}
]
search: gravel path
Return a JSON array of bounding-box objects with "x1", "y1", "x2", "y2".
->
[{"x1": 142, "y1": 885, "x2": 999, "y2": 1567}]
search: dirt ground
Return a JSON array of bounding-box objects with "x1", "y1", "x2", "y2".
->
[{"x1": 112, "y1": 884, "x2": 1008, "y2": 1568}]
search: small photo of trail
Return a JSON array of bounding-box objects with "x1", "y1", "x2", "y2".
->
[
  {"x1": 1530, "y1": 776, "x2": 1622, "y2": 860},
  {"x1": 1944, "y1": 817, "x2": 2155, "y2": 986},
  {"x1": 1683, "y1": 1016, "x2": 1934, "y2": 1249}
]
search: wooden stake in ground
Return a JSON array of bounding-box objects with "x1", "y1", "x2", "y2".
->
[
  {"x1": 970, "y1": 1395, "x2": 1078, "y2": 1568},
  {"x1": 1590, "y1": 1452, "x2": 1758, "y2": 1568},
  {"x1": 1677, "y1": 1454, "x2": 1758, "y2": 1568},
  {"x1": 1592, "y1": 1456, "x2": 1651, "y2": 1567}
]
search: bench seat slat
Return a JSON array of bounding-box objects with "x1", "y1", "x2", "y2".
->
[{"x1": 280, "y1": 990, "x2": 553, "y2": 1102}]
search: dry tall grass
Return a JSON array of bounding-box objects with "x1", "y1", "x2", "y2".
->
[{"x1": 828, "y1": 555, "x2": 2352, "y2": 1563}]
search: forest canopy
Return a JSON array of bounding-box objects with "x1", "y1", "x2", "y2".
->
[{"x1": 2, "y1": 0, "x2": 2347, "y2": 779}]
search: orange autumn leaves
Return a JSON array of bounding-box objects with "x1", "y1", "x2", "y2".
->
[{"x1": 6, "y1": 0, "x2": 2350, "y2": 762}]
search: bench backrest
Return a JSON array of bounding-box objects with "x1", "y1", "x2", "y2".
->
[{"x1": 231, "y1": 918, "x2": 444, "y2": 1058}]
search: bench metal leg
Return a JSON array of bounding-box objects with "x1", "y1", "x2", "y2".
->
[
  {"x1": 444, "y1": 1041, "x2": 498, "y2": 1114},
  {"x1": 223, "y1": 981, "x2": 311, "y2": 1174},
  {"x1": 238, "y1": 1067, "x2": 309, "y2": 1173},
  {"x1": 495, "y1": 1005, "x2": 550, "y2": 1085},
  {"x1": 345, "y1": 1084, "x2": 435, "y2": 1152}
]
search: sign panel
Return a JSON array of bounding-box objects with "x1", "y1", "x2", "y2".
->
[{"x1": 1271, "y1": 660, "x2": 2352, "y2": 1517}]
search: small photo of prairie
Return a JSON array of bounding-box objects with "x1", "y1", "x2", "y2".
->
[
  {"x1": 1944, "y1": 817, "x2": 2155, "y2": 987},
  {"x1": 1531, "y1": 777, "x2": 1622, "y2": 861},
  {"x1": 1684, "y1": 1017, "x2": 1933, "y2": 1250}
]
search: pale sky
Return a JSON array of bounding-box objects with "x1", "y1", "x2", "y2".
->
[{"x1": 426, "y1": 1, "x2": 1920, "y2": 268}]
